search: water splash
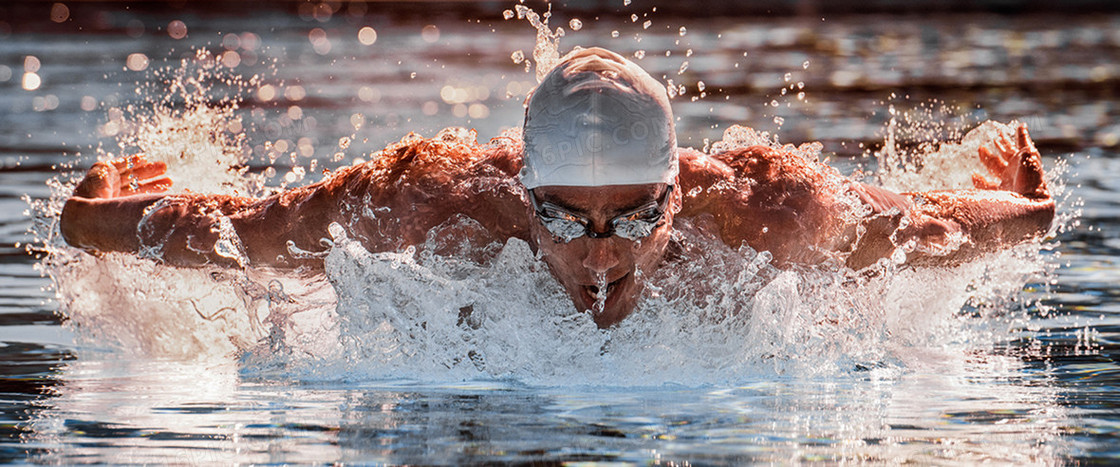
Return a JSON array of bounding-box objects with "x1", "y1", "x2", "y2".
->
[
  {"x1": 27, "y1": 40, "x2": 1069, "y2": 388},
  {"x1": 112, "y1": 49, "x2": 261, "y2": 196},
  {"x1": 513, "y1": 4, "x2": 565, "y2": 82}
]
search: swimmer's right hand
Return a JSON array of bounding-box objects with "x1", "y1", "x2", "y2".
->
[
  {"x1": 62, "y1": 155, "x2": 173, "y2": 252},
  {"x1": 72, "y1": 154, "x2": 172, "y2": 199}
]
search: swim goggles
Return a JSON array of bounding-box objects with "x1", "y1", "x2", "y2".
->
[{"x1": 529, "y1": 186, "x2": 672, "y2": 242}]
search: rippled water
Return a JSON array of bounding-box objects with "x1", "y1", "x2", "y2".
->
[{"x1": 2, "y1": 3, "x2": 1120, "y2": 464}]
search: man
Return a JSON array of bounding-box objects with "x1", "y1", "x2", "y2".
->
[{"x1": 60, "y1": 48, "x2": 1055, "y2": 328}]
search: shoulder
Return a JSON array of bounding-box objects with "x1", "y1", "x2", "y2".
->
[
  {"x1": 323, "y1": 130, "x2": 522, "y2": 192},
  {"x1": 711, "y1": 144, "x2": 835, "y2": 189},
  {"x1": 677, "y1": 143, "x2": 856, "y2": 265}
]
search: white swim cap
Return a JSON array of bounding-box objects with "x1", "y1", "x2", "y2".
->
[{"x1": 520, "y1": 47, "x2": 677, "y2": 189}]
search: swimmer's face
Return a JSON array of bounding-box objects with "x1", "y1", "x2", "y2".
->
[{"x1": 529, "y1": 183, "x2": 678, "y2": 328}]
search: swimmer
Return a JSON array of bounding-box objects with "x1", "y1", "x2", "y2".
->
[{"x1": 59, "y1": 48, "x2": 1056, "y2": 328}]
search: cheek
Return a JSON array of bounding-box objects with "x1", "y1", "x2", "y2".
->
[
  {"x1": 632, "y1": 228, "x2": 671, "y2": 270},
  {"x1": 533, "y1": 229, "x2": 582, "y2": 273}
]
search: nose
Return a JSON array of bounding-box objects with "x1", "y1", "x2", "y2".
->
[{"x1": 582, "y1": 238, "x2": 620, "y2": 274}]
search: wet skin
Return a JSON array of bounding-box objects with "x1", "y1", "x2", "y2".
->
[
  {"x1": 61, "y1": 125, "x2": 1056, "y2": 328},
  {"x1": 529, "y1": 184, "x2": 677, "y2": 327}
]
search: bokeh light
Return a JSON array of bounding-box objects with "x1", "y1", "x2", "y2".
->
[
  {"x1": 257, "y1": 84, "x2": 277, "y2": 102},
  {"x1": 125, "y1": 19, "x2": 144, "y2": 38},
  {"x1": 126, "y1": 53, "x2": 149, "y2": 71},
  {"x1": 284, "y1": 85, "x2": 306, "y2": 101},
  {"x1": 222, "y1": 33, "x2": 241, "y2": 50},
  {"x1": 49, "y1": 3, "x2": 69, "y2": 23},
  {"x1": 22, "y1": 72, "x2": 41, "y2": 91},
  {"x1": 358, "y1": 86, "x2": 381, "y2": 103},
  {"x1": 221, "y1": 50, "x2": 241, "y2": 68},
  {"x1": 24, "y1": 56, "x2": 41, "y2": 73},
  {"x1": 309, "y1": 28, "x2": 331, "y2": 55},
  {"x1": 421, "y1": 25, "x2": 440, "y2": 43},
  {"x1": 80, "y1": 95, "x2": 97, "y2": 111},
  {"x1": 358, "y1": 27, "x2": 377, "y2": 46},
  {"x1": 167, "y1": 20, "x2": 187, "y2": 39}
]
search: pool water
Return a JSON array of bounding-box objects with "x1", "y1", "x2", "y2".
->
[{"x1": 3, "y1": 2, "x2": 1120, "y2": 464}]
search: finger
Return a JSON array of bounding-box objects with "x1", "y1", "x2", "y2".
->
[
  {"x1": 971, "y1": 172, "x2": 1000, "y2": 190},
  {"x1": 1016, "y1": 123, "x2": 1038, "y2": 155},
  {"x1": 110, "y1": 154, "x2": 150, "y2": 171},
  {"x1": 1014, "y1": 147, "x2": 1049, "y2": 199},
  {"x1": 120, "y1": 176, "x2": 173, "y2": 195},
  {"x1": 73, "y1": 162, "x2": 120, "y2": 198},
  {"x1": 977, "y1": 146, "x2": 1008, "y2": 175},
  {"x1": 993, "y1": 131, "x2": 1013, "y2": 156},
  {"x1": 119, "y1": 160, "x2": 167, "y2": 181}
]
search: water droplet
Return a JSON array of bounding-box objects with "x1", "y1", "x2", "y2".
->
[
  {"x1": 624, "y1": 0, "x2": 631, "y2": 5},
  {"x1": 797, "y1": 92, "x2": 805, "y2": 101},
  {"x1": 773, "y1": 116, "x2": 785, "y2": 126},
  {"x1": 503, "y1": 9, "x2": 515, "y2": 20},
  {"x1": 784, "y1": 72, "x2": 792, "y2": 82},
  {"x1": 569, "y1": 18, "x2": 582, "y2": 30},
  {"x1": 797, "y1": 81, "x2": 805, "y2": 89},
  {"x1": 611, "y1": 30, "x2": 620, "y2": 38},
  {"x1": 781, "y1": 88, "x2": 787, "y2": 95},
  {"x1": 697, "y1": 81, "x2": 705, "y2": 91},
  {"x1": 770, "y1": 99, "x2": 779, "y2": 107},
  {"x1": 511, "y1": 50, "x2": 525, "y2": 64},
  {"x1": 410, "y1": 72, "x2": 417, "y2": 79},
  {"x1": 328, "y1": 222, "x2": 347, "y2": 240},
  {"x1": 631, "y1": 14, "x2": 638, "y2": 22},
  {"x1": 633, "y1": 50, "x2": 646, "y2": 59},
  {"x1": 686, "y1": 48, "x2": 693, "y2": 57},
  {"x1": 338, "y1": 136, "x2": 351, "y2": 149},
  {"x1": 802, "y1": 60, "x2": 810, "y2": 69},
  {"x1": 643, "y1": 20, "x2": 651, "y2": 29},
  {"x1": 679, "y1": 26, "x2": 687, "y2": 36},
  {"x1": 678, "y1": 61, "x2": 689, "y2": 74}
]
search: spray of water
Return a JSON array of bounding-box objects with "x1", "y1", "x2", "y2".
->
[{"x1": 27, "y1": 30, "x2": 1070, "y2": 387}]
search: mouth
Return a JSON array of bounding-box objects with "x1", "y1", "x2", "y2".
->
[{"x1": 582, "y1": 274, "x2": 628, "y2": 308}]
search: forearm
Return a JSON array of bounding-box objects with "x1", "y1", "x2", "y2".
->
[
  {"x1": 846, "y1": 187, "x2": 1055, "y2": 269},
  {"x1": 61, "y1": 193, "x2": 280, "y2": 267},
  {"x1": 61, "y1": 194, "x2": 169, "y2": 253},
  {"x1": 905, "y1": 189, "x2": 1055, "y2": 251}
]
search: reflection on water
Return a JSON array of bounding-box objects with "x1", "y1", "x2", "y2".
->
[
  {"x1": 24, "y1": 352, "x2": 1068, "y2": 464},
  {"x1": 2, "y1": 1, "x2": 1120, "y2": 464}
]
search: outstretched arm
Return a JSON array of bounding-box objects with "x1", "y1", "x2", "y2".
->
[
  {"x1": 60, "y1": 137, "x2": 529, "y2": 270},
  {"x1": 60, "y1": 155, "x2": 340, "y2": 269},
  {"x1": 675, "y1": 123, "x2": 1055, "y2": 270},
  {"x1": 845, "y1": 124, "x2": 1056, "y2": 269}
]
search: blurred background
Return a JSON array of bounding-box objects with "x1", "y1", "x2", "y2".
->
[{"x1": 3, "y1": 0, "x2": 1119, "y2": 164}]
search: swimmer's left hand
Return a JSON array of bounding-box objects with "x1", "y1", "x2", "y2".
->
[
  {"x1": 972, "y1": 123, "x2": 1050, "y2": 200},
  {"x1": 72, "y1": 154, "x2": 172, "y2": 200}
]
